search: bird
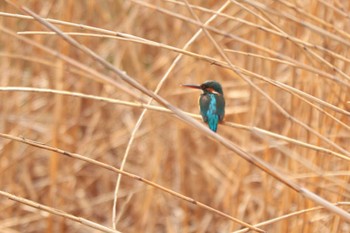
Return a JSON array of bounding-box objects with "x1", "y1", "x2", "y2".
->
[{"x1": 182, "y1": 80, "x2": 225, "y2": 132}]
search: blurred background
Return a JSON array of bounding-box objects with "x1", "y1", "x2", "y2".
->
[{"x1": 0, "y1": 0, "x2": 350, "y2": 232}]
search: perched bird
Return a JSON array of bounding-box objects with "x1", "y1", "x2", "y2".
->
[{"x1": 182, "y1": 80, "x2": 225, "y2": 132}]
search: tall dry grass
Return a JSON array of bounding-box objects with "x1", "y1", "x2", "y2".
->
[{"x1": 0, "y1": 0, "x2": 350, "y2": 232}]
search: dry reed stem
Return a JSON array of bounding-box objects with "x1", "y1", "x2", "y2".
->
[
  {"x1": 1, "y1": 0, "x2": 350, "y2": 232},
  {"x1": 167, "y1": 0, "x2": 350, "y2": 65},
  {"x1": 0, "y1": 190, "x2": 122, "y2": 233},
  {"x1": 112, "y1": 1, "x2": 231, "y2": 229},
  {"x1": 233, "y1": 202, "x2": 350, "y2": 233},
  {"x1": 0, "y1": 0, "x2": 350, "y2": 221},
  {"x1": 187, "y1": 0, "x2": 350, "y2": 223},
  {"x1": 243, "y1": 0, "x2": 350, "y2": 46},
  {"x1": 14, "y1": 24, "x2": 350, "y2": 141},
  {"x1": 0, "y1": 132, "x2": 263, "y2": 232},
  {"x1": 137, "y1": 1, "x2": 350, "y2": 157},
  {"x1": 1, "y1": 9, "x2": 346, "y2": 112},
  {"x1": 276, "y1": 0, "x2": 350, "y2": 40},
  {"x1": 0, "y1": 26, "x2": 147, "y2": 101},
  {"x1": 13, "y1": 29, "x2": 350, "y2": 132},
  {"x1": 5, "y1": 8, "x2": 350, "y2": 80},
  {"x1": 181, "y1": 0, "x2": 349, "y2": 158},
  {"x1": 16, "y1": 0, "x2": 350, "y2": 223},
  {"x1": 0, "y1": 86, "x2": 347, "y2": 162},
  {"x1": 16, "y1": 30, "x2": 350, "y2": 89},
  {"x1": 131, "y1": 0, "x2": 350, "y2": 86}
]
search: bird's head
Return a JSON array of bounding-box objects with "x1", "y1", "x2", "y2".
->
[{"x1": 182, "y1": 80, "x2": 224, "y2": 95}]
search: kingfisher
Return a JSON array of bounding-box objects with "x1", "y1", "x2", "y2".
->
[{"x1": 182, "y1": 80, "x2": 225, "y2": 132}]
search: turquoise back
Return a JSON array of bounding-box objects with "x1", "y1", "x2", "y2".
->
[{"x1": 199, "y1": 93, "x2": 225, "y2": 132}]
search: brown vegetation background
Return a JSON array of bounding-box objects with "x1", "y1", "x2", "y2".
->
[{"x1": 0, "y1": 0, "x2": 350, "y2": 232}]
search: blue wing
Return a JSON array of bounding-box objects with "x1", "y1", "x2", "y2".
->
[{"x1": 199, "y1": 94, "x2": 224, "y2": 132}]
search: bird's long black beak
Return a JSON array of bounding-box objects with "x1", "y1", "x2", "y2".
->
[{"x1": 181, "y1": 84, "x2": 202, "y2": 89}]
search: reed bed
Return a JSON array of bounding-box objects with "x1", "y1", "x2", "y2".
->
[{"x1": 0, "y1": 0, "x2": 349, "y2": 232}]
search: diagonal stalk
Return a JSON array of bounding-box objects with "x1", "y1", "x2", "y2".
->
[{"x1": 112, "y1": 1, "x2": 232, "y2": 228}]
